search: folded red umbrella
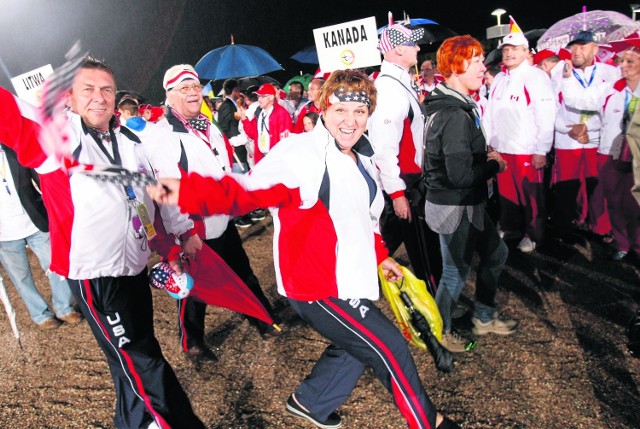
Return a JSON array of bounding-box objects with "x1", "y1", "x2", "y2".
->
[{"x1": 183, "y1": 245, "x2": 274, "y2": 325}]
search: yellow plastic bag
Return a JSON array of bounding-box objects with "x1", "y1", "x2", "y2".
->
[{"x1": 379, "y1": 265, "x2": 443, "y2": 350}]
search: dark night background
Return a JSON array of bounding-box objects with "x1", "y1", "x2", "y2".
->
[{"x1": 0, "y1": 0, "x2": 634, "y2": 103}]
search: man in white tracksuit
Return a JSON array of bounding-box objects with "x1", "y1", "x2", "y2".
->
[{"x1": 485, "y1": 30, "x2": 556, "y2": 252}]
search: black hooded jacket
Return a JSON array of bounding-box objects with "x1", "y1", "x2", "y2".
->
[{"x1": 423, "y1": 83, "x2": 500, "y2": 206}]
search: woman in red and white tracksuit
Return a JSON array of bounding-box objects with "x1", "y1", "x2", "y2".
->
[{"x1": 149, "y1": 70, "x2": 458, "y2": 429}]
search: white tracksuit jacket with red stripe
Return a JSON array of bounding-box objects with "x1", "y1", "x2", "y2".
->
[
  {"x1": 144, "y1": 112, "x2": 233, "y2": 240},
  {"x1": 551, "y1": 61, "x2": 620, "y2": 150},
  {"x1": 484, "y1": 61, "x2": 556, "y2": 155},
  {"x1": 176, "y1": 120, "x2": 389, "y2": 301},
  {"x1": 562, "y1": 77, "x2": 639, "y2": 157},
  {"x1": 368, "y1": 60, "x2": 424, "y2": 198},
  {"x1": 36, "y1": 113, "x2": 193, "y2": 279}
]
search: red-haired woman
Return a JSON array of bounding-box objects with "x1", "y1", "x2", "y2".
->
[{"x1": 423, "y1": 36, "x2": 517, "y2": 353}]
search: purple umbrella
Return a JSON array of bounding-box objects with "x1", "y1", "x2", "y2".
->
[{"x1": 537, "y1": 9, "x2": 640, "y2": 51}]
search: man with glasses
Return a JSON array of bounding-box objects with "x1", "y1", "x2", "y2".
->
[
  {"x1": 292, "y1": 78, "x2": 324, "y2": 134},
  {"x1": 368, "y1": 23, "x2": 443, "y2": 289},
  {"x1": 238, "y1": 83, "x2": 292, "y2": 164},
  {"x1": 420, "y1": 57, "x2": 441, "y2": 98},
  {"x1": 146, "y1": 65, "x2": 284, "y2": 357}
]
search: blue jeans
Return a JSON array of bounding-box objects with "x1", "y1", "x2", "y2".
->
[
  {"x1": 0, "y1": 230, "x2": 76, "y2": 323},
  {"x1": 435, "y1": 211, "x2": 508, "y2": 332}
]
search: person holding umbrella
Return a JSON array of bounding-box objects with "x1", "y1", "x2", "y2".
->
[{"x1": 147, "y1": 69, "x2": 460, "y2": 429}]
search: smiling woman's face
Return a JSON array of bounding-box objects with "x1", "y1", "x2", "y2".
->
[{"x1": 323, "y1": 101, "x2": 369, "y2": 153}]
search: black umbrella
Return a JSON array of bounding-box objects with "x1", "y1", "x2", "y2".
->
[
  {"x1": 400, "y1": 292, "x2": 454, "y2": 373},
  {"x1": 237, "y1": 76, "x2": 281, "y2": 92},
  {"x1": 378, "y1": 19, "x2": 458, "y2": 45},
  {"x1": 485, "y1": 29, "x2": 547, "y2": 66},
  {"x1": 116, "y1": 90, "x2": 147, "y2": 106}
]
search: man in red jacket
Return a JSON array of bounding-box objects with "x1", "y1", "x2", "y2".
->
[{"x1": 239, "y1": 83, "x2": 292, "y2": 164}]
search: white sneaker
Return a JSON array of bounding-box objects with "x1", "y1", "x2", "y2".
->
[{"x1": 517, "y1": 236, "x2": 536, "y2": 253}]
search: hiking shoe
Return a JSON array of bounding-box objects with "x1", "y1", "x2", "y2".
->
[
  {"x1": 234, "y1": 216, "x2": 253, "y2": 229},
  {"x1": 517, "y1": 236, "x2": 536, "y2": 253},
  {"x1": 440, "y1": 330, "x2": 476, "y2": 353},
  {"x1": 286, "y1": 393, "x2": 342, "y2": 428},
  {"x1": 249, "y1": 209, "x2": 268, "y2": 222},
  {"x1": 471, "y1": 316, "x2": 517, "y2": 336},
  {"x1": 37, "y1": 317, "x2": 62, "y2": 330},
  {"x1": 58, "y1": 311, "x2": 83, "y2": 325}
]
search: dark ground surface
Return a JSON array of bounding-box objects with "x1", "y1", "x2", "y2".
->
[{"x1": 0, "y1": 217, "x2": 639, "y2": 428}]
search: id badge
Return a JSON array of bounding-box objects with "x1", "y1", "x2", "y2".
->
[
  {"x1": 579, "y1": 110, "x2": 596, "y2": 124},
  {"x1": 135, "y1": 202, "x2": 157, "y2": 240},
  {"x1": 258, "y1": 132, "x2": 270, "y2": 154}
]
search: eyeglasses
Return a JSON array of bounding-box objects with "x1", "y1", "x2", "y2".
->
[
  {"x1": 401, "y1": 41, "x2": 417, "y2": 47},
  {"x1": 172, "y1": 84, "x2": 203, "y2": 94},
  {"x1": 421, "y1": 68, "x2": 434, "y2": 72}
]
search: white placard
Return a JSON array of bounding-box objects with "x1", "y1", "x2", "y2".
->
[
  {"x1": 313, "y1": 17, "x2": 381, "y2": 73},
  {"x1": 10, "y1": 64, "x2": 54, "y2": 107}
]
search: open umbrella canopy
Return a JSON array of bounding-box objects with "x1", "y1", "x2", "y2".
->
[
  {"x1": 537, "y1": 9, "x2": 640, "y2": 51},
  {"x1": 377, "y1": 18, "x2": 457, "y2": 44},
  {"x1": 195, "y1": 40, "x2": 283, "y2": 81},
  {"x1": 283, "y1": 74, "x2": 313, "y2": 92},
  {"x1": 291, "y1": 46, "x2": 319, "y2": 64}
]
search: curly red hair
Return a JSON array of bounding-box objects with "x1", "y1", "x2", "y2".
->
[{"x1": 437, "y1": 36, "x2": 484, "y2": 78}]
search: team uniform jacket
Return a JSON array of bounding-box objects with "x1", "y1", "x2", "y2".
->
[
  {"x1": 552, "y1": 61, "x2": 620, "y2": 149},
  {"x1": 176, "y1": 119, "x2": 389, "y2": 301},
  {"x1": 484, "y1": 61, "x2": 556, "y2": 155},
  {"x1": 368, "y1": 60, "x2": 424, "y2": 198},
  {"x1": 241, "y1": 102, "x2": 292, "y2": 164},
  {"x1": 145, "y1": 109, "x2": 233, "y2": 240},
  {"x1": 292, "y1": 101, "x2": 321, "y2": 134},
  {"x1": 562, "y1": 77, "x2": 638, "y2": 157},
  {"x1": 35, "y1": 113, "x2": 193, "y2": 279}
]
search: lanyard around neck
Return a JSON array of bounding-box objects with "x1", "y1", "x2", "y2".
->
[{"x1": 572, "y1": 66, "x2": 597, "y2": 88}]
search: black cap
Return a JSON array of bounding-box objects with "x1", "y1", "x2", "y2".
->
[{"x1": 567, "y1": 31, "x2": 596, "y2": 47}]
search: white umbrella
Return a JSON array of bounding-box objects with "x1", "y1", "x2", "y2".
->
[{"x1": 0, "y1": 275, "x2": 21, "y2": 345}]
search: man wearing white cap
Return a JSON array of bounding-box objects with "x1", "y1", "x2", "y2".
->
[
  {"x1": 550, "y1": 30, "x2": 619, "y2": 243},
  {"x1": 484, "y1": 23, "x2": 556, "y2": 252},
  {"x1": 146, "y1": 65, "x2": 284, "y2": 359},
  {"x1": 368, "y1": 23, "x2": 443, "y2": 287},
  {"x1": 238, "y1": 83, "x2": 292, "y2": 164}
]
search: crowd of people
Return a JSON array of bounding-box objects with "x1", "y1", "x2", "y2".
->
[{"x1": 0, "y1": 14, "x2": 639, "y2": 429}]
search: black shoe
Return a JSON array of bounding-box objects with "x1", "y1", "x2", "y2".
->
[
  {"x1": 286, "y1": 394, "x2": 342, "y2": 428},
  {"x1": 610, "y1": 250, "x2": 628, "y2": 261},
  {"x1": 250, "y1": 209, "x2": 267, "y2": 222},
  {"x1": 437, "y1": 416, "x2": 462, "y2": 429},
  {"x1": 184, "y1": 345, "x2": 218, "y2": 362},
  {"x1": 234, "y1": 216, "x2": 253, "y2": 229}
]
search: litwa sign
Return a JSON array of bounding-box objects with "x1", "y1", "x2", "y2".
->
[
  {"x1": 313, "y1": 17, "x2": 381, "y2": 73},
  {"x1": 10, "y1": 64, "x2": 54, "y2": 107}
]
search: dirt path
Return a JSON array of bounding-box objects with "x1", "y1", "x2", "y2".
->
[{"x1": 0, "y1": 219, "x2": 638, "y2": 428}]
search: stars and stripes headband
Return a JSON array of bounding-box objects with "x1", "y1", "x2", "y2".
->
[{"x1": 328, "y1": 87, "x2": 371, "y2": 107}]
